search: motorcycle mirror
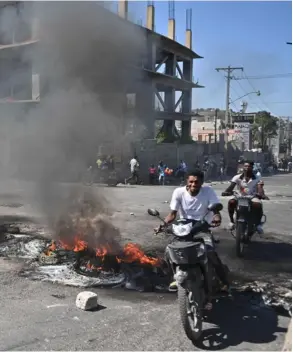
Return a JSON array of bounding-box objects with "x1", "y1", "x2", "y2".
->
[
  {"x1": 147, "y1": 208, "x2": 160, "y2": 217},
  {"x1": 208, "y1": 203, "x2": 223, "y2": 212}
]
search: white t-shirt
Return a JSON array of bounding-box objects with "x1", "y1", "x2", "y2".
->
[
  {"x1": 170, "y1": 186, "x2": 220, "y2": 224},
  {"x1": 130, "y1": 158, "x2": 139, "y2": 172},
  {"x1": 231, "y1": 173, "x2": 260, "y2": 196}
]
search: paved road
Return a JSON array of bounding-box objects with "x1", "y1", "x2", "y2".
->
[{"x1": 0, "y1": 174, "x2": 291, "y2": 351}]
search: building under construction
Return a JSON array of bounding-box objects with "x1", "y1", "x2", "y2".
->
[{"x1": 0, "y1": 0, "x2": 203, "y2": 143}]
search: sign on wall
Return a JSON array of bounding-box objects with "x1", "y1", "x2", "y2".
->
[
  {"x1": 232, "y1": 114, "x2": 255, "y2": 124},
  {"x1": 234, "y1": 122, "x2": 251, "y2": 150}
]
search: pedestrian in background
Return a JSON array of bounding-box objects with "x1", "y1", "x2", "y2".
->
[
  {"x1": 125, "y1": 155, "x2": 140, "y2": 185},
  {"x1": 158, "y1": 161, "x2": 166, "y2": 185},
  {"x1": 149, "y1": 164, "x2": 156, "y2": 185}
]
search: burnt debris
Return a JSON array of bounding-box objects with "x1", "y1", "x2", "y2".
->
[{"x1": 0, "y1": 232, "x2": 291, "y2": 315}]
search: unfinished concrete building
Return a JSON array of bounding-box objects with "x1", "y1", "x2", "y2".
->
[{"x1": 0, "y1": 0, "x2": 203, "y2": 143}]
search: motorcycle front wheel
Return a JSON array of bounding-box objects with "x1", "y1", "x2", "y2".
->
[
  {"x1": 178, "y1": 269, "x2": 204, "y2": 342},
  {"x1": 235, "y1": 222, "x2": 247, "y2": 257}
]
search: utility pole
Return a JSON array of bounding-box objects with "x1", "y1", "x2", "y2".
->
[
  {"x1": 214, "y1": 108, "x2": 218, "y2": 144},
  {"x1": 215, "y1": 66, "x2": 243, "y2": 143}
]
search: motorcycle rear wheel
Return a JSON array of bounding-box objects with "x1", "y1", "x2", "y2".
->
[
  {"x1": 236, "y1": 222, "x2": 247, "y2": 257},
  {"x1": 178, "y1": 269, "x2": 204, "y2": 342}
]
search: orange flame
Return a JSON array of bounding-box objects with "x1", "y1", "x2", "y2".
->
[
  {"x1": 96, "y1": 246, "x2": 108, "y2": 257},
  {"x1": 59, "y1": 236, "x2": 87, "y2": 252},
  {"x1": 45, "y1": 237, "x2": 160, "y2": 268},
  {"x1": 120, "y1": 243, "x2": 160, "y2": 266}
]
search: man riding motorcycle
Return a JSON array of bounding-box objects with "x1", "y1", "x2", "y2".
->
[
  {"x1": 222, "y1": 160, "x2": 269, "y2": 235},
  {"x1": 155, "y1": 169, "x2": 230, "y2": 309}
]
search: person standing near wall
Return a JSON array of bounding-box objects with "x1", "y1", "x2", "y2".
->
[
  {"x1": 148, "y1": 164, "x2": 156, "y2": 185},
  {"x1": 158, "y1": 161, "x2": 166, "y2": 186}
]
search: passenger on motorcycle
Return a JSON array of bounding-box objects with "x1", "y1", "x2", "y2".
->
[
  {"x1": 222, "y1": 160, "x2": 269, "y2": 235},
  {"x1": 155, "y1": 170, "x2": 230, "y2": 305}
]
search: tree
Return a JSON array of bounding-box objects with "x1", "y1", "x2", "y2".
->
[{"x1": 251, "y1": 111, "x2": 278, "y2": 149}]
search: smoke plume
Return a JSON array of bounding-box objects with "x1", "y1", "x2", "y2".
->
[{"x1": 0, "y1": 2, "x2": 149, "y2": 244}]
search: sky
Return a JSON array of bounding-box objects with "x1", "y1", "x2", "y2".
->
[{"x1": 125, "y1": 1, "x2": 292, "y2": 117}]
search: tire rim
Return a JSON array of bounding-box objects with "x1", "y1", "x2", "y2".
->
[{"x1": 187, "y1": 291, "x2": 200, "y2": 332}]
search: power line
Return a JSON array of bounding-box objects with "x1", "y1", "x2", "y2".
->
[
  {"x1": 242, "y1": 70, "x2": 277, "y2": 114},
  {"x1": 249, "y1": 101, "x2": 292, "y2": 105},
  {"x1": 234, "y1": 73, "x2": 291, "y2": 80},
  {"x1": 233, "y1": 79, "x2": 263, "y2": 111}
]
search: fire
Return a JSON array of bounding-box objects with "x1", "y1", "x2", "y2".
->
[
  {"x1": 44, "y1": 240, "x2": 57, "y2": 256},
  {"x1": 121, "y1": 243, "x2": 160, "y2": 266},
  {"x1": 96, "y1": 246, "x2": 108, "y2": 257},
  {"x1": 59, "y1": 236, "x2": 88, "y2": 252},
  {"x1": 45, "y1": 237, "x2": 161, "y2": 268}
]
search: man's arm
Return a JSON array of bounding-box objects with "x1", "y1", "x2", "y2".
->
[
  {"x1": 207, "y1": 187, "x2": 222, "y2": 227},
  {"x1": 164, "y1": 189, "x2": 180, "y2": 224},
  {"x1": 164, "y1": 210, "x2": 177, "y2": 224},
  {"x1": 223, "y1": 175, "x2": 238, "y2": 194},
  {"x1": 208, "y1": 188, "x2": 221, "y2": 214}
]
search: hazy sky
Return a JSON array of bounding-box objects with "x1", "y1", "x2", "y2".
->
[{"x1": 127, "y1": 1, "x2": 292, "y2": 117}]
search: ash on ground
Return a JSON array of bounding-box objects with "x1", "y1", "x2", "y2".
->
[{"x1": 0, "y1": 231, "x2": 291, "y2": 316}]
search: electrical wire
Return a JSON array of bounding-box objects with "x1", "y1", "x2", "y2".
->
[
  {"x1": 233, "y1": 79, "x2": 263, "y2": 111},
  {"x1": 234, "y1": 73, "x2": 291, "y2": 80},
  {"x1": 249, "y1": 101, "x2": 292, "y2": 105},
  {"x1": 242, "y1": 70, "x2": 279, "y2": 114}
]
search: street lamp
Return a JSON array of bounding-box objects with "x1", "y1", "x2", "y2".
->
[
  {"x1": 230, "y1": 91, "x2": 261, "y2": 105},
  {"x1": 286, "y1": 42, "x2": 292, "y2": 45}
]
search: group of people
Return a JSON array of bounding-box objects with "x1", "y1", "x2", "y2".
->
[
  {"x1": 279, "y1": 158, "x2": 292, "y2": 172},
  {"x1": 148, "y1": 162, "x2": 174, "y2": 185},
  {"x1": 148, "y1": 160, "x2": 187, "y2": 186},
  {"x1": 96, "y1": 155, "x2": 115, "y2": 171},
  {"x1": 155, "y1": 160, "x2": 268, "y2": 310},
  {"x1": 125, "y1": 157, "x2": 187, "y2": 186}
]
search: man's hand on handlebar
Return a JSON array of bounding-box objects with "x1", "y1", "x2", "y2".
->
[
  {"x1": 154, "y1": 224, "x2": 166, "y2": 235},
  {"x1": 222, "y1": 191, "x2": 233, "y2": 197},
  {"x1": 211, "y1": 213, "x2": 222, "y2": 227}
]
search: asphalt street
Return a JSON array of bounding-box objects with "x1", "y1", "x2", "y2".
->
[{"x1": 0, "y1": 174, "x2": 291, "y2": 351}]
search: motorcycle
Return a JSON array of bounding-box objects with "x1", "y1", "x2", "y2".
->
[
  {"x1": 147, "y1": 202, "x2": 223, "y2": 343},
  {"x1": 222, "y1": 191, "x2": 266, "y2": 257}
]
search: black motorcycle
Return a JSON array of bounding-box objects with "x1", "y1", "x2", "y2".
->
[
  {"x1": 222, "y1": 191, "x2": 266, "y2": 257},
  {"x1": 148, "y1": 203, "x2": 223, "y2": 343}
]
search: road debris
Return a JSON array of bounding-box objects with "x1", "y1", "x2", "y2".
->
[{"x1": 76, "y1": 291, "x2": 98, "y2": 311}]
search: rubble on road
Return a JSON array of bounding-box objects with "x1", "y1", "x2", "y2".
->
[
  {"x1": 235, "y1": 280, "x2": 292, "y2": 316},
  {"x1": 76, "y1": 291, "x2": 98, "y2": 310}
]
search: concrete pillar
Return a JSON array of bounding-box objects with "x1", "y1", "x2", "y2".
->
[
  {"x1": 118, "y1": 0, "x2": 128, "y2": 19},
  {"x1": 136, "y1": 85, "x2": 154, "y2": 139},
  {"x1": 168, "y1": 19, "x2": 175, "y2": 40},
  {"x1": 181, "y1": 59, "x2": 193, "y2": 141},
  {"x1": 165, "y1": 53, "x2": 176, "y2": 76},
  {"x1": 32, "y1": 65, "x2": 40, "y2": 101},
  {"x1": 181, "y1": 90, "x2": 191, "y2": 141},
  {"x1": 30, "y1": 9, "x2": 40, "y2": 101},
  {"x1": 160, "y1": 53, "x2": 176, "y2": 141},
  {"x1": 146, "y1": 5, "x2": 155, "y2": 31},
  {"x1": 183, "y1": 60, "x2": 192, "y2": 81},
  {"x1": 31, "y1": 17, "x2": 39, "y2": 40},
  {"x1": 146, "y1": 34, "x2": 156, "y2": 71},
  {"x1": 185, "y1": 29, "x2": 192, "y2": 49}
]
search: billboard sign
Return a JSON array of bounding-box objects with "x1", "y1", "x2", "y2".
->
[
  {"x1": 232, "y1": 113, "x2": 255, "y2": 124},
  {"x1": 234, "y1": 122, "x2": 251, "y2": 150}
]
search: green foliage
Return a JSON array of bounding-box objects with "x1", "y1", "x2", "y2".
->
[{"x1": 252, "y1": 111, "x2": 278, "y2": 147}]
